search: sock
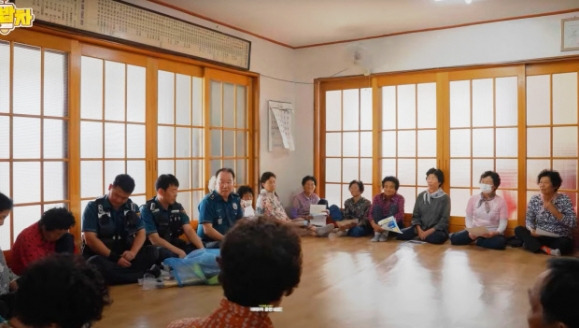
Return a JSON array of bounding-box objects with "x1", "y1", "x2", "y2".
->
[{"x1": 541, "y1": 246, "x2": 561, "y2": 256}]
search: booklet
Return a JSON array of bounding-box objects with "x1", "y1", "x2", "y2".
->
[
  {"x1": 535, "y1": 227, "x2": 560, "y2": 238},
  {"x1": 466, "y1": 226, "x2": 489, "y2": 237},
  {"x1": 309, "y1": 204, "x2": 328, "y2": 227},
  {"x1": 377, "y1": 216, "x2": 402, "y2": 234}
]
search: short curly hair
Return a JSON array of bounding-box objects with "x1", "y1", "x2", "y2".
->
[
  {"x1": 39, "y1": 207, "x2": 76, "y2": 231},
  {"x1": 13, "y1": 254, "x2": 111, "y2": 328},
  {"x1": 537, "y1": 169, "x2": 563, "y2": 192},
  {"x1": 219, "y1": 217, "x2": 302, "y2": 307}
]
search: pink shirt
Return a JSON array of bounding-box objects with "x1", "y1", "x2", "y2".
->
[{"x1": 465, "y1": 193, "x2": 508, "y2": 233}]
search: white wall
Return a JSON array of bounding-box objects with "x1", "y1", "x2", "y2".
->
[{"x1": 121, "y1": 2, "x2": 579, "y2": 206}]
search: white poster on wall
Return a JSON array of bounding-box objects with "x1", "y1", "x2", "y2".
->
[{"x1": 268, "y1": 101, "x2": 295, "y2": 151}]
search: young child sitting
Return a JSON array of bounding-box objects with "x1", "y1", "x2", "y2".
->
[{"x1": 237, "y1": 185, "x2": 256, "y2": 218}]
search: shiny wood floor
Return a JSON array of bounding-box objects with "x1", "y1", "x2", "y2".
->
[{"x1": 95, "y1": 237, "x2": 552, "y2": 328}]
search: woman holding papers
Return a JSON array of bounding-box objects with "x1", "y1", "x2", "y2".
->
[
  {"x1": 263, "y1": 173, "x2": 334, "y2": 237},
  {"x1": 450, "y1": 171, "x2": 508, "y2": 250},
  {"x1": 369, "y1": 176, "x2": 405, "y2": 242},
  {"x1": 397, "y1": 168, "x2": 450, "y2": 244},
  {"x1": 514, "y1": 170, "x2": 576, "y2": 256}
]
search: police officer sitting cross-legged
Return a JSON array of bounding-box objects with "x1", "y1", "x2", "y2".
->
[
  {"x1": 141, "y1": 174, "x2": 204, "y2": 261},
  {"x1": 81, "y1": 174, "x2": 159, "y2": 285},
  {"x1": 197, "y1": 168, "x2": 243, "y2": 248}
]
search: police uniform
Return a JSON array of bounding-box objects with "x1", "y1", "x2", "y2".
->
[
  {"x1": 81, "y1": 195, "x2": 158, "y2": 285},
  {"x1": 197, "y1": 190, "x2": 243, "y2": 247},
  {"x1": 141, "y1": 197, "x2": 196, "y2": 259}
]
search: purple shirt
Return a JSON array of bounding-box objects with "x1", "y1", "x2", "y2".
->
[
  {"x1": 368, "y1": 193, "x2": 405, "y2": 225},
  {"x1": 289, "y1": 192, "x2": 320, "y2": 219}
]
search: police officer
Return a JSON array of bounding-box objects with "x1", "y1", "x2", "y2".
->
[
  {"x1": 197, "y1": 168, "x2": 243, "y2": 248},
  {"x1": 141, "y1": 174, "x2": 204, "y2": 260},
  {"x1": 82, "y1": 174, "x2": 158, "y2": 285}
]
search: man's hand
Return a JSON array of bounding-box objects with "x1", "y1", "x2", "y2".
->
[
  {"x1": 122, "y1": 250, "x2": 136, "y2": 261},
  {"x1": 117, "y1": 257, "x2": 132, "y2": 268}
]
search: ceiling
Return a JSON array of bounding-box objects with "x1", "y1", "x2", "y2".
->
[{"x1": 151, "y1": 0, "x2": 579, "y2": 48}]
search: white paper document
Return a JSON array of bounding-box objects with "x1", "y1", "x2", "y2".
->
[
  {"x1": 535, "y1": 228, "x2": 561, "y2": 238},
  {"x1": 466, "y1": 226, "x2": 489, "y2": 237},
  {"x1": 309, "y1": 204, "x2": 327, "y2": 227}
]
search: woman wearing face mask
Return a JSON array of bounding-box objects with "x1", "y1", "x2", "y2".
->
[
  {"x1": 397, "y1": 168, "x2": 450, "y2": 244},
  {"x1": 450, "y1": 171, "x2": 508, "y2": 250}
]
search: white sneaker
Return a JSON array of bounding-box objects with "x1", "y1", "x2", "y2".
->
[
  {"x1": 371, "y1": 232, "x2": 381, "y2": 242},
  {"x1": 378, "y1": 231, "x2": 389, "y2": 242}
]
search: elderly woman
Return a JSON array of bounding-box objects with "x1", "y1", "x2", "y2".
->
[
  {"x1": 514, "y1": 169, "x2": 577, "y2": 256},
  {"x1": 336, "y1": 180, "x2": 372, "y2": 237},
  {"x1": 369, "y1": 176, "x2": 405, "y2": 242},
  {"x1": 259, "y1": 172, "x2": 334, "y2": 237},
  {"x1": 450, "y1": 171, "x2": 508, "y2": 250},
  {"x1": 397, "y1": 168, "x2": 450, "y2": 244}
]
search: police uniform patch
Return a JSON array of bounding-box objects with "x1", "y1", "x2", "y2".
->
[{"x1": 232, "y1": 203, "x2": 238, "y2": 210}]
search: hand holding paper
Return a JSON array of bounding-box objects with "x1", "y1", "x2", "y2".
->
[{"x1": 377, "y1": 216, "x2": 402, "y2": 234}]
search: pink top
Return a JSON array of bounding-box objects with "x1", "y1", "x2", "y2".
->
[{"x1": 465, "y1": 193, "x2": 508, "y2": 233}]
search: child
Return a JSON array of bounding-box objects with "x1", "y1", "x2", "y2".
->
[{"x1": 237, "y1": 185, "x2": 256, "y2": 218}]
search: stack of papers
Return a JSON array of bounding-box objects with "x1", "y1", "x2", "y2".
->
[{"x1": 309, "y1": 204, "x2": 327, "y2": 227}]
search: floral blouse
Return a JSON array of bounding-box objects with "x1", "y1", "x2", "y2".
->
[{"x1": 256, "y1": 190, "x2": 289, "y2": 221}]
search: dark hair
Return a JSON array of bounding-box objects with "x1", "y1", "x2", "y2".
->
[
  {"x1": 260, "y1": 171, "x2": 277, "y2": 188},
  {"x1": 220, "y1": 217, "x2": 302, "y2": 307},
  {"x1": 382, "y1": 176, "x2": 400, "y2": 191},
  {"x1": 155, "y1": 174, "x2": 179, "y2": 191},
  {"x1": 0, "y1": 192, "x2": 12, "y2": 212},
  {"x1": 112, "y1": 174, "x2": 135, "y2": 194},
  {"x1": 215, "y1": 168, "x2": 235, "y2": 179},
  {"x1": 426, "y1": 168, "x2": 444, "y2": 187},
  {"x1": 13, "y1": 254, "x2": 111, "y2": 328},
  {"x1": 39, "y1": 207, "x2": 76, "y2": 231},
  {"x1": 537, "y1": 169, "x2": 563, "y2": 192},
  {"x1": 301, "y1": 175, "x2": 317, "y2": 187},
  {"x1": 237, "y1": 185, "x2": 254, "y2": 198},
  {"x1": 541, "y1": 258, "x2": 579, "y2": 327},
  {"x1": 348, "y1": 180, "x2": 365, "y2": 193},
  {"x1": 480, "y1": 171, "x2": 501, "y2": 188}
]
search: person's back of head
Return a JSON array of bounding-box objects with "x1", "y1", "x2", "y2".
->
[
  {"x1": 219, "y1": 217, "x2": 302, "y2": 307},
  {"x1": 541, "y1": 258, "x2": 579, "y2": 328},
  {"x1": 12, "y1": 254, "x2": 110, "y2": 328}
]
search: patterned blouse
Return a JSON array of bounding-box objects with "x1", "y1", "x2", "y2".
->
[
  {"x1": 256, "y1": 189, "x2": 290, "y2": 221},
  {"x1": 526, "y1": 193, "x2": 577, "y2": 238},
  {"x1": 0, "y1": 248, "x2": 17, "y2": 295},
  {"x1": 368, "y1": 193, "x2": 405, "y2": 225},
  {"x1": 167, "y1": 299, "x2": 274, "y2": 328},
  {"x1": 343, "y1": 197, "x2": 371, "y2": 226}
]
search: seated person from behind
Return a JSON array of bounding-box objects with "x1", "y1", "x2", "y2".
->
[
  {"x1": 141, "y1": 174, "x2": 204, "y2": 260},
  {"x1": 450, "y1": 171, "x2": 508, "y2": 250},
  {"x1": 527, "y1": 257, "x2": 579, "y2": 328},
  {"x1": 397, "y1": 168, "x2": 450, "y2": 244},
  {"x1": 168, "y1": 216, "x2": 302, "y2": 328},
  {"x1": 11, "y1": 207, "x2": 75, "y2": 275},
  {"x1": 237, "y1": 185, "x2": 256, "y2": 218},
  {"x1": 369, "y1": 176, "x2": 405, "y2": 242},
  {"x1": 197, "y1": 168, "x2": 243, "y2": 248},
  {"x1": 515, "y1": 169, "x2": 577, "y2": 256},
  {"x1": 337, "y1": 180, "x2": 372, "y2": 237},
  {"x1": 0, "y1": 254, "x2": 111, "y2": 328},
  {"x1": 82, "y1": 174, "x2": 159, "y2": 285}
]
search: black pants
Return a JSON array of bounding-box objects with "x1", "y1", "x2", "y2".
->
[
  {"x1": 450, "y1": 230, "x2": 506, "y2": 250},
  {"x1": 397, "y1": 225, "x2": 448, "y2": 244},
  {"x1": 86, "y1": 245, "x2": 159, "y2": 285},
  {"x1": 514, "y1": 226, "x2": 574, "y2": 255}
]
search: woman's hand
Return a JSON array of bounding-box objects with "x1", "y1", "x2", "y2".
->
[{"x1": 371, "y1": 220, "x2": 385, "y2": 232}]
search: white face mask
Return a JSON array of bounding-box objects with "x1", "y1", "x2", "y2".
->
[
  {"x1": 241, "y1": 200, "x2": 253, "y2": 208},
  {"x1": 479, "y1": 183, "x2": 493, "y2": 194}
]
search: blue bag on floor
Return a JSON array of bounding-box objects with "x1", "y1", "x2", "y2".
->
[{"x1": 162, "y1": 248, "x2": 221, "y2": 286}]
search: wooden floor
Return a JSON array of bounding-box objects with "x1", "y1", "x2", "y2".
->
[{"x1": 95, "y1": 236, "x2": 552, "y2": 328}]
